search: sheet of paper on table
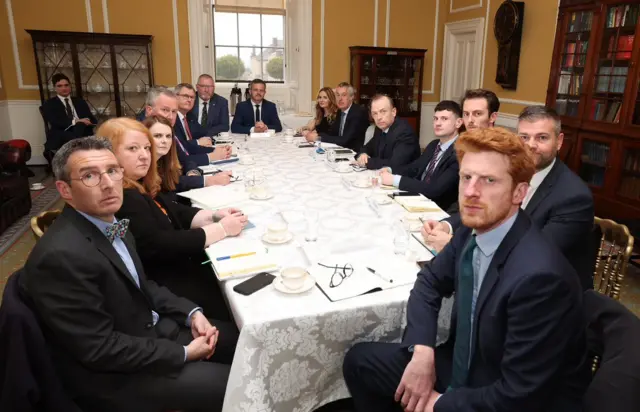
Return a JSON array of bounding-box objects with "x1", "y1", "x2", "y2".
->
[
  {"x1": 206, "y1": 238, "x2": 279, "y2": 281},
  {"x1": 177, "y1": 185, "x2": 249, "y2": 209},
  {"x1": 395, "y1": 195, "x2": 450, "y2": 216},
  {"x1": 307, "y1": 248, "x2": 422, "y2": 302},
  {"x1": 249, "y1": 130, "x2": 276, "y2": 138}
]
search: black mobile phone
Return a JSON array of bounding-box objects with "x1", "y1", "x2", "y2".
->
[
  {"x1": 334, "y1": 148, "x2": 354, "y2": 154},
  {"x1": 233, "y1": 272, "x2": 276, "y2": 296},
  {"x1": 391, "y1": 191, "x2": 421, "y2": 197},
  {"x1": 298, "y1": 142, "x2": 315, "y2": 148}
]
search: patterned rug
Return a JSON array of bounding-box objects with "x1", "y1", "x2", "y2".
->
[{"x1": 0, "y1": 177, "x2": 60, "y2": 255}]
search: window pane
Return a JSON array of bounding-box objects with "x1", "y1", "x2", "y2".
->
[
  {"x1": 261, "y1": 14, "x2": 284, "y2": 48},
  {"x1": 239, "y1": 47, "x2": 260, "y2": 79},
  {"x1": 216, "y1": 47, "x2": 246, "y2": 80},
  {"x1": 214, "y1": 12, "x2": 238, "y2": 46},
  {"x1": 238, "y1": 13, "x2": 261, "y2": 46},
  {"x1": 264, "y1": 50, "x2": 284, "y2": 81}
]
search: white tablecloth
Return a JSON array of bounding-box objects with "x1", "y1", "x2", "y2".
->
[
  {"x1": 279, "y1": 114, "x2": 314, "y2": 130},
  {"x1": 201, "y1": 136, "x2": 452, "y2": 412}
]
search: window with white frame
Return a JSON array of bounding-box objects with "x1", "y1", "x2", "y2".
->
[{"x1": 213, "y1": 0, "x2": 285, "y2": 83}]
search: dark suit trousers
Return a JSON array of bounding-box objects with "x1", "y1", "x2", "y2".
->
[
  {"x1": 78, "y1": 318, "x2": 239, "y2": 412},
  {"x1": 48, "y1": 123, "x2": 94, "y2": 151},
  {"x1": 343, "y1": 342, "x2": 453, "y2": 412}
]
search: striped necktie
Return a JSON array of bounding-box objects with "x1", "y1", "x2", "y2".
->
[{"x1": 422, "y1": 142, "x2": 442, "y2": 183}]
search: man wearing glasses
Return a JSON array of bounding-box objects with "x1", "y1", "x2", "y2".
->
[
  {"x1": 187, "y1": 74, "x2": 230, "y2": 137},
  {"x1": 19, "y1": 137, "x2": 238, "y2": 411}
]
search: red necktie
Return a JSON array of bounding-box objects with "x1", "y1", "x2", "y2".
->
[{"x1": 183, "y1": 118, "x2": 193, "y2": 140}]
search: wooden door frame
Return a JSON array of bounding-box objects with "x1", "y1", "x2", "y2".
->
[{"x1": 440, "y1": 17, "x2": 485, "y2": 101}]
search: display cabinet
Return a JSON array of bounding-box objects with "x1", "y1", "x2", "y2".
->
[
  {"x1": 27, "y1": 30, "x2": 154, "y2": 122},
  {"x1": 546, "y1": 1, "x2": 640, "y2": 219},
  {"x1": 349, "y1": 46, "x2": 427, "y2": 137}
]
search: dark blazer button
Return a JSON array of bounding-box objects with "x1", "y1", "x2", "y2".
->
[{"x1": 145, "y1": 323, "x2": 153, "y2": 329}]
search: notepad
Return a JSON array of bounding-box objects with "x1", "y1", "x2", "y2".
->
[
  {"x1": 206, "y1": 238, "x2": 278, "y2": 280},
  {"x1": 394, "y1": 195, "x2": 443, "y2": 213},
  {"x1": 178, "y1": 185, "x2": 249, "y2": 209}
]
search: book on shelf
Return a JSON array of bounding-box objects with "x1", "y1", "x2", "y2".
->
[
  {"x1": 604, "y1": 102, "x2": 622, "y2": 123},
  {"x1": 608, "y1": 5, "x2": 639, "y2": 28},
  {"x1": 565, "y1": 43, "x2": 576, "y2": 67},
  {"x1": 616, "y1": 35, "x2": 635, "y2": 59}
]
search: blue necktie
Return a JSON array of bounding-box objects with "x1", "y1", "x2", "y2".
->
[
  {"x1": 339, "y1": 112, "x2": 347, "y2": 136},
  {"x1": 450, "y1": 235, "x2": 477, "y2": 388}
]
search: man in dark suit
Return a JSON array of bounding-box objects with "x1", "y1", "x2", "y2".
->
[
  {"x1": 355, "y1": 94, "x2": 420, "y2": 170},
  {"x1": 423, "y1": 106, "x2": 595, "y2": 290},
  {"x1": 19, "y1": 137, "x2": 238, "y2": 412},
  {"x1": 231, "y1": 79, "x2": 282, "y2": 134},
  {"x1": 42, "y1": 73, "x2": 98, "y2": 152},
  {"x1": 379, "y1": 100, "x2": 463, "y2": 212},
  {"x1": 187, "y1": 74, "x2": 230, "y2": 137},
  {"x1": 144, "y1": 87, "x2": 232, "y2": 189},
  {"x1": 305, "y1": 82, "x2": 370, "y2": 153},
  {"x1": 343, "y1": 127, "x2": 589, "y2": 412}
]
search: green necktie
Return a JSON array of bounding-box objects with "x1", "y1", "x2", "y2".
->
[
  {"x1": 450, "y1": 234, "x2": 477, "y2": 389},
  {"x1": 201, "y1": 102, "x2": 208, "y2": 127}
]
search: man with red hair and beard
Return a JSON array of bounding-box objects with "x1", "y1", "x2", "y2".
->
[{"x1": 343, "y1": 127, "x2": 589, "y2": 412}]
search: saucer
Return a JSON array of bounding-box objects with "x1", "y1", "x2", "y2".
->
[
  {"x1": 273, "y1": 275, "x2": 316, "y2": 294},
  {"x1": 334, "y1": 168, "x2": 352, "y2": 174},
  {"x1": 352, "y1": 180, "x2": 372, "y2": 188},
  {"x1": 262, "y1": 231, "x2": 294, "y2": 244},
  {"x1": 250, "y1": 192, "x2": 274, "y2": 200},
  {"x1": 30, "y1": 183, "x2": 45, "y2": 191}
]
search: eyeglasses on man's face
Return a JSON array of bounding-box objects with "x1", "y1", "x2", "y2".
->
[
  {"x1": 177, "y1": 93, "x2": 196, "y2": 100},
  {"x1": 70, "y1": 167, "x2": 124, "y2": 187}
]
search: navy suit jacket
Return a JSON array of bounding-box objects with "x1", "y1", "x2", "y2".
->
[
  {"x1": 394, "y1": 138, "x2": 459, "y2": 212},
  {"x1": 171, "y1": 123, "x2": 209, "y2": 167},
  {"x1": 173, "y1": 137, "x2": 205, "y2": 191},
  {"x1": 404, "y1": 212, "x2": 589, "y2": 412},
  {"x1": 360, "y1": 118, "x2": 420, "y2": 171},
  {"x1": 447, "y1": 159, "x2": 594, "y2": 290},
  {"x1": 231, "y1": 99, "x2": 282, "y2": 134},
  {"x1": 187, "y1": 94, "x2": 230, "y2": 137},
  {"x1": 42, "y1": 97, "x2": 98, "y2": 151},
  {"x1": 174, "y1": 115, "x2": 213, "y2": 155},
  {"x1": 320, "y1": 103, "x2": 369, "y2": 153}
]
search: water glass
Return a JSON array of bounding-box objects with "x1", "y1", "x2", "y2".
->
[
  {"x1": 304, "y1": 210, "x2": 319, "y2": 242},
  {"x1": 393, "y1": 220, "x2": 410, "y2": 255}
]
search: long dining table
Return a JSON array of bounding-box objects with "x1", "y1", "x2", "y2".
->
[{"x1": 188, "y1": 134, "x2": 452, "y2": 412}]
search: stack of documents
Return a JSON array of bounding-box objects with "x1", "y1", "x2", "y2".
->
[
  {"x1": 178, "y1": 185, "x2": 249, "y2": 209},
  {"x1": 206, "y1": 238, "x2": 278, "y2": 281},
  {"x1": 394, "y1": 195, "x2": 445, "y2": 213}
]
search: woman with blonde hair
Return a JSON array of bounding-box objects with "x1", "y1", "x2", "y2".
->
[
  {"x1": 300, "y1": 87, "x2": 339, "y2": 135},
  {"x1": 97, "y1": 117, "x2": 246, "y2": 319}
]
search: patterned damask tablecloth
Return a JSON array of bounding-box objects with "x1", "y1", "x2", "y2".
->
[{"x1": 202, "y1": 135, "x2": 452, "y2": 412}]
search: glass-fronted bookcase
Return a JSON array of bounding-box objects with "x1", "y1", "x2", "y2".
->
[
  {"x1": 546, "y1": 1, "x2": 640, "y2": 220},
  {"x1": 27, "y1": 30, "x2": 154, "y2": 123}
]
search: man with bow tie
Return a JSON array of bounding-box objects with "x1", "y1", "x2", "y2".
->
[{"x1": 19, "y1": 137, "x2": 238, "y2": 412}]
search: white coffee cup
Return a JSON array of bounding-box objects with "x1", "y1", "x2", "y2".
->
[
  {"x1": 267, "y1": 221, "x2": 288, "y2": 241},
  {"x1": 336, "y1": 162, "x2": 351, "y2": 172},
  {"x1": 284, "y1": 135, "x2": 294, "y2": 144},
  {"x1": 219, "y1": 132, "x2": 230, "y2": 138},
  {"x1": 285, "y1": 128, "x2": 294, "y2": 136},
  {"x1": 280, "y1": 267, "x2": 309, "y2": 290}
]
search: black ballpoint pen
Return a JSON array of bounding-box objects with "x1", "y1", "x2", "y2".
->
[{"x1": 366, "y1": 267, "x2": 393, "y2": 283}]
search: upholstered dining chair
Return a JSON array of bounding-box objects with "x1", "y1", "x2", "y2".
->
[
  {"x1": 592, "y1": 217, "x2": 635, "y2": 300},
  {"x1": 30, "y1": 209, "x2": 62, "y2": 241}
]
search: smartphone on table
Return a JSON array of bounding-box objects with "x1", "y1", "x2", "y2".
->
[{"x1": 233, "y1": 272, "x2": 276, "y2": 296}]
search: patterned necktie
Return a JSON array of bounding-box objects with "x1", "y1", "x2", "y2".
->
[
  {"x1": 339, "y1": 112, "x2": 347, "y2": 136},
  {"x1": 255, "y1": 104, "x2": 261, "y2": 123},
  {"x1": 422, "y1": 142, "x2": 442, "y2": 183},
  {"x1": 201, "y1": 102, "x2": 208, "y2": 127},
  {"x1": 450, "y1": 235, "x2": 477, "y2": 389},
  {"x1": 64, "y1": 98, "x2": 73, "y2": 120},
  {"x1": 183, "y1": 117, "x2": 193, "y2": 140},
  {"x1": 106, "y1": 219, "x2": 129, "y2": 243}
]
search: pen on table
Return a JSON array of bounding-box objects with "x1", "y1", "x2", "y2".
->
[
  {"x1": 366, "y1": 267, "x2": 393, "y2": 283},
  {"x1": 201, "y1": 251, "x2": 257, "y2": 265}
]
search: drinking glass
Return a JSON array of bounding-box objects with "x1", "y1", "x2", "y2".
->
[
  {"x1": 304, "y1": 210, "x2": 319, "y2": 242},
  {"x1": 393, "y1": 220, "x2": 410, "y2": 255}
]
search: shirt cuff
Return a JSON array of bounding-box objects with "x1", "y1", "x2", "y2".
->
[
  {"x1": 183, "y1": 346, "x2": 188, "y2": 362},
  {"x1": 202, "y1": 176, "x2": 206, "y2": 187},
  {"x1": 393, "y1": 175, "x2": 402, "y2": 188},
  {"x1": 434, "y1": 393, "x2": 442, "y2": 406},
  {"x1": 443, "y1": 221, "x2": 454, "y2": 234},
  {"x1": 72, "y1": 118, "x2": 77, "y2": 126},
  {"x1": 186, "y1": 307, "x2": 202, "y2": 327},
  {"x1": 250, "y1": 127, "x2": 255, "y2": 133}
]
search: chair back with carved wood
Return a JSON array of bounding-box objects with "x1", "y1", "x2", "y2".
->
[
  {"x1": 593, "y1": 217, "x2": 634, "y2": 300},
  {"x1": 30, "y1": 210, "x2": 62, "y2": 241}
]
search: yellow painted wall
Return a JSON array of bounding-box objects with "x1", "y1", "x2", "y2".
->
[
  {"x1": 313, "y1": 0, "x2": 559, "y2": 114},
  {"x1": 0, "y1": 0, "x2": 192, "y2": 101}
]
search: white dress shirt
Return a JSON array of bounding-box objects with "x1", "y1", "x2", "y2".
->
[
  {"x1": 58, "y1": 94, "x2": 78, "y2": 124},
  {"x1": 522, "y1": 158, "x2": 556, "y2": 209}
]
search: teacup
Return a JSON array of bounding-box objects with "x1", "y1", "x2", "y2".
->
[
  {"x1": 280, "y1": 267, "x2": 309, "y2": 290},
  {"x1": 267, "y1": 221, "x2": 289, "y2": 241},
  {"x1": 284, "y1": 135, "x2": 294, "y2": 144},
  {"x1": 336, "y1": 162, "x2": 351, "y2": 172},
  {"x1": 284, "y1": 128, "x2": 295, "y2": 136}
]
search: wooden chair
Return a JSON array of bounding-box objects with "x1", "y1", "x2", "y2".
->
[
  {"x1": 593, "y1": 217, "x2": 635, "y2": 300},
  {"x1": 30, "y1": 210, "x2": 62, "y2": 241}
]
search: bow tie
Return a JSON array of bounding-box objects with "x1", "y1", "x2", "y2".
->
[{"x1": 106, "y1": 219, "x2": 129, "y2": 243}]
